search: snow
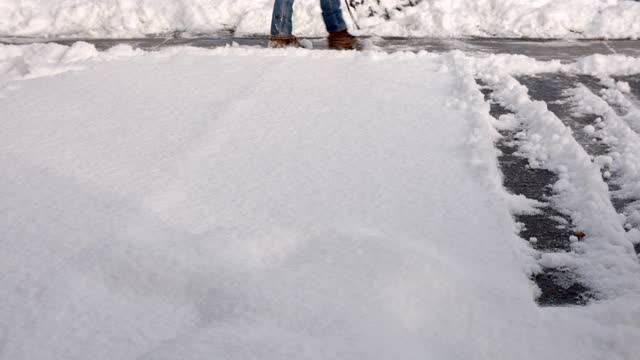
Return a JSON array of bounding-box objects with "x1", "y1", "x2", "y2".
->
[
  {"x1": 1, "y1": 43, "x2": 640, "y2": 359},
  {"x1": 0, "y1": 0, "x2": 640, "y2": 39},
  {"x1": 617, "y1": 81, "x2": 632, "y2": 94},
  {"x1": 568, "y1": 84, "x2": 640, "y2": 202},
  {"x1": 480, "y1": 68, "x2": 640, "y2": 299}
]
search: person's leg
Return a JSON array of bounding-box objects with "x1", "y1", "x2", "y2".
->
[
  {"x1": 322, "y1": 0, "x2": 356, "y2": 49},
  {"x1": 320, "y1": 0, "x2": 347, "y2": 33},
  {"x1": 271, "y1": 0, "x2": 295, "y2": 36}
]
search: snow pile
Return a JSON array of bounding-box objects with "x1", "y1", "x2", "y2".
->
[
  {"x1": 2, "y1": 43, "x2": 640, "y2": 359},
  {"x1": 1, "y1": 44, "x2": 537, "y2": 359},
  {"x1": 1, "y1": 0, "x2": 640, "y2": 39},
  {"x1": 0, "y1": 41, "x2": 140, "y2": 82}
]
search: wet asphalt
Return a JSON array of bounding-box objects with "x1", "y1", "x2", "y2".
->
[{"x1": 2, "y1": 35, "x2": 640, "y2": 62}]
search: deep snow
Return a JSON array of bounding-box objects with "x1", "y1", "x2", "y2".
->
[
  {"x1": 1, "y1": 43, "x2": 640, "y2": 359},
  {"x1": 1, "y1": 0, "x2": 640, "y2": 39}
]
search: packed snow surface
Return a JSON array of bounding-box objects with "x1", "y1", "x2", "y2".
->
[
  {"x1": 1, "y1": 43, "x2": 640, "y2": 359},
  {"x1": 1, "y1": 0, "x2": 640, "y2": 39}
]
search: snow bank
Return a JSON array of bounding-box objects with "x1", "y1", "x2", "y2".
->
[
  {"x1": 0, "y1": 41, "x2": 142, "y2": 83},
  {"x1": 1, "y1": 45, "x2": 539, "y2": 359},
  {"x1": 1, "y1": 0, "x2": 640, "y2": 39},
  {"x1": 2, "y1": 43, "x2": 640, "y2": 359}
]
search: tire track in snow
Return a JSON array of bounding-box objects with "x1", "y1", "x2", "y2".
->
[
  {"x1": 476, "y1": 72, "x2": 640, "y2": 304},
  {"x1": 517, "y1": 74, "x2": 640, "y2": 256},
  {"x1": 477, "y1": 79, "x2": 591, "y2": 306},
  {"x1": 595, "y1": 76, "x2": 640, "y2": 255},
  {"x1": 561, "y1": 82, "x2": 640, "y2": 255},
  {"x1": 578, "y1": 75, "x2": 640, "y2": 135}
]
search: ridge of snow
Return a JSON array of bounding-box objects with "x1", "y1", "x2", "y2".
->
[{"x1": 0, "y1": 0, "x2": 640, "y2": 39}]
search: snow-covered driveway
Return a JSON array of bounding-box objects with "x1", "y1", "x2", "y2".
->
[{"x1": 1, "y1": 44, "x2": 640, "y2": 359}]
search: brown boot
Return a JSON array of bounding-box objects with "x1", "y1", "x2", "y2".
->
[
  {"x1": 269, "y1": 36, "x2": 302, "y2": 48},
  {"x1": 327, "y1": 30, "x2": 357, "y2": 50}
]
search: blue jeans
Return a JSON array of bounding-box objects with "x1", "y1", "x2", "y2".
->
[{"x1": 271, "y1": 0, "x2": 347, "y2": 36}]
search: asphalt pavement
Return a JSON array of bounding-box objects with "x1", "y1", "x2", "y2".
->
[{"x1": 2, "y1": 35, "x2": 640, "y2": 62}]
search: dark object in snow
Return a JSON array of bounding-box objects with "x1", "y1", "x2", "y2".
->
[{"x1": 575, "y1": 231, "x2": 586, "y2": 240}]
